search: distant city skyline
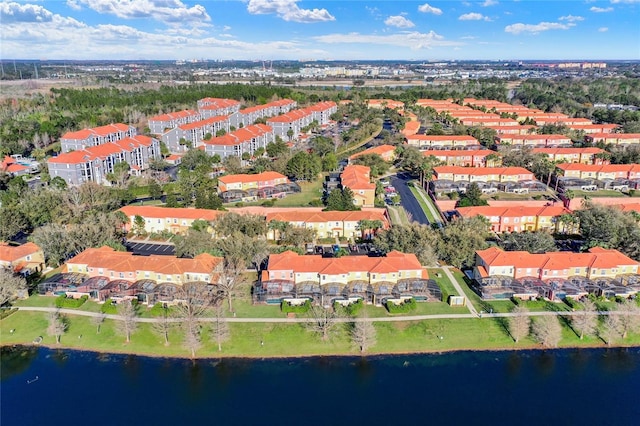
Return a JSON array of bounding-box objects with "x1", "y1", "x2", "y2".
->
[{"x1": 1, "y1": 0, "x2": 639, "y2": 61}]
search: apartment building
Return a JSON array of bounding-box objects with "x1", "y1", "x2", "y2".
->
[
  {"x1": 228, "y1": 99, "x2": 297, "y2": 129},
  {"x1": 405, "y1": 134, "x2": 481, "y2": 150},
  {"x1": 47, "y1": 135, "x2": 161, "y2": 186},
  {"x1": 349, "y1": 144, "x2": 397, "y2": 163},
  {"x1": 494, "y1": 134, "x2": 572, "y2": 149},
  {"x1": 65, "y1": 246, "x2": 223, "y2": 285},
  {"x1": 265, "y1": 209, "x2": 389, "y2": 240},
  {"x1": 568, "y1": 124, "x2": 619, "y2": 134},
  {"x1": 218, "y1": 171, "x2": 289, "y2": 192},
  {"x1": 534, "y1": 117, "x2": 592, "y2": 126},
  {"x1": 197, "y1": 98, "x2": 241, "y2": 118},
  {"x1": 161, "y1": 115, "x2": 230, "y2": 152},
  {"x1": 473, "y1": 246, "x2": 639, "y2": 282},
  {"x1": 432, "y1": 166, "x2": 535, "y2": 184},
  {"x1": 366, "y1": 99, "x2": 404, "y2": 110},
  {"x1": 555, "y1": 163, "x2": 640, "y2": 180},
  {"x1": 147, "y1": 110, "x2": 201, "y2": 135},
  {"x1": 340, "y1": 165, "x2": 376, "y2": 207},
  {"x1": 423, "y1": 149, "x2": 501, "y2": 167},
  {"x1": 487, "y1": 125, "x2": 537, "y2": 135},
  {"x1": 531, "y1": 147, "x2": 607, "y2": 165},
  {"x1": 118, "y1": 206, "x2": 224, "y2": 235},
  {"x1": 202, "y1": 124, "x2": 274, "y2": 160},
  {"x1": 267, "y1": 101, "x2": 337, "y2": 140},
  {"x1": 0, "y1": 242, "x2": 45, "y2": 275},
  {"x1": 455, "y1": 205, "x2": 572, "y2": 233},
  {"x1": 585, "y1": 133, "x2": 640, "y2": 147},
  {"x1": 60, "y1": 123, "x2": 136, "y2": 153},
  {"x1": 1, "y1": 156, "x2": 30, "y2": 177},
  {"x1": 460, "y1": 117, "x2": 520, "y2": 127}
]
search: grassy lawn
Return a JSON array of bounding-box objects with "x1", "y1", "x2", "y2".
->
[
  {"x1": 428, "y1": 268, "x2": 458, "y2": 297},
  {"x1": 569, "y1": 190, "x2": 628, "y2": 198},
  {"x1": 226, "y1": 178, "x2": 325, "y2": 208},
  {"x1": 387, "y1": 206, "x2": 410, "y2": 226},
  {"x1": 3, "y1": 309, "x2": 639, "y2": 358},
  {"x1": 408, "y1": 185, "x2": 440, "y2": 224},
  {"x1": 487, "y1": 191, "x2": 557, "y2": 202}
]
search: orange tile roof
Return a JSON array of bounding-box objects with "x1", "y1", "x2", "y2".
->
[
  {"x1": 457, "y1": 205, "x2": 571, "y2": 220},
  {"x1": 178, "y1": 115, "x2": 228, "y2": 130},
  {"x1": 433, "y1": 166, "x2": 533, "y2": 177},
  {"x1": 349, "y1": 144, "x2": 396, "y2": 160},
  {"x1": 48, "y1": 135, "x2": 155, "y2": 164},
  {"x1": 148, "y1": 110, "x2": 198, "y2": 122},
  {"x1": 202, "y1": 124, "x2": 272, "y2": 146},
  {"x1": 61, "y1": 123, "x2": 132, "y2": 140},
  {"x1": 423, "y1": 149, "x2": 498, "y2": 158},
  {"x1": 266, "y1": 250, "x2": 425, "y2": 277},
  {"x1": 408, "y1": 135, "x2": 478, "y2": 142},
  {"x1": 531, "y1": 147, "x2": 604, "y2": 155},
  {"x1": 218, "y1": 171, "x2": 287, "y2": 185},
  {"x1": 341, "y1": 165, "x2": 375, "y2": 190},
  {"x1": 0, "y1": 242, "x2": 42, "y2": 263},
  {"x1": 118, "y1": 206, "x2": 224, "y2": 221},
  {"x1": 265, "y1": 209, "x2": 389, "y2": 226},
  {"x1": 588, "y1": 133, "x2": 640, "y2": 139},
  {"x1": 556, "y1": 163, "x2": 640, "y2": 174},
  {"x1": 67, "y1": 246, "x2": 223, "y2": 279}
]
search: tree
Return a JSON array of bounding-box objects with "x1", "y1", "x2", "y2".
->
[
  {"x1": 213, "y1": 213, "x2": 267, "y2": 238},
  {"x1": 0, "y1": 270, "x2": 27, "y2": 306},
  {"x1": 285, "y1": 151, "x2": 321, "y2": 181},
  {"x1": 615, "y1": 299, "x2": 640, "y2": 339},
  {"x1": 499, "y1": 231, "x2": 557, "y2": 254},
  {"x1": 266, "y1": 139, "x2": 289, "y2": 158},
  {"x1": 116, "y1": 300, "x2": 139, "y2": 343},
  {"x1": 531, "y1": 315, "x2": 562, "y2": 348},
  {"x1": 211, "y1": 305, "x2": 230, "y2": 351},
  {"x1": 352, "y1": 153, "x2": 389, "y2": 177},
  {"x1": 357, "y1": 219, "x2": 384, "y2": 240},
  {"x1": 600, "y1": 314, "x2": 620, "y2": 346},
  {"x1": 91, "y1": 313, "x2": 106, "y2": 334},
  {"x1": 133, "y1": 215, "x2": 146, "y2": 237},
  {"x1": 508, "y1": 306, "x2": 531, "y2": 343},
  {"x1": 351, "y1": 317, "x2": 376, "y2": 353},
  {"x1": 325, "y1": 187, "x2": 359, "y2": 211},
  {"x1": 222, "y1": 155, "x2": 243, "y2": 174},
  {"x1": 571, "y1": 299, "x2": 598, "y2": 340},
  {"x1": 373, "y1": 223, "x2": 438, "y2": 266},
  {"x1": 148, "y1": 180, "x2": 163, "y2": 200},
  {"x1": 306, "y1": 304, "x2": 340, "y2": 342},
  {"x1": 321, "y1": 153, "x2": 338, "y2": 172},
  {"x1": 30, "y1": 224, "x2": 75, "y2": 267},
  {"x1": 0, "y1": 206, "x2": 29, "y2": 242},
  {"x1": 456, "y1": 182, "x2": 489, "y2": 208},
  {"x1": 217, "y1": 257, "x2": 245, "y2": 313},
  {"x1": 107, "y1": 161, "x2": 131, "y2": 187},
  {"x1": 309, "y1": 136, "x2": 335, "y2": 157},
  {"x1": 151, "y1": 307, "x2": 172, "y2": 345},
  {"x1": 436, "y1": 216, "x2": 489, "y2": 268},
  {"x1": 47, "y1": 311, "x2": 67, "y2": 344},
  {"x1": 278, "y1": 226, "x2": 316, "y2": 248}
]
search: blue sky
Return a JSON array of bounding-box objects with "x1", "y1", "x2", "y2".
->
[{"x1": 1, "y1": 1, "x2": 639, "y2": 60}]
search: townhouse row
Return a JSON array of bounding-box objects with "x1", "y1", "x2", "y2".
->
[
  {"x1": 47, "y1": 135, "x2": 161, "y2": 186},
  {"x1": 455, "y1": 205, "x2": 572, "y2": 233},
  {"x1": 0, "y1": 242, "x2": 45, "y2": 276},
  {"x1": 494, "y1": 134, "x2": 572, "y2": 149},
  {"x1": 556, "y1": 163, "x2": 640, "y2": 181},
  {"x1": 340, "y1": 165, "x2": 376, "y2": 207},
  {"x1": 585, "y1": 133, "x2": 640, "y2": 147},
  {"x1": 117, "y1": 205, "x2": 390, "y2": 240}
]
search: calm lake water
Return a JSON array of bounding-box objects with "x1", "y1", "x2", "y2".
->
[{"x1": 1, "y1": 346, "x2": 639, "y2": 426}]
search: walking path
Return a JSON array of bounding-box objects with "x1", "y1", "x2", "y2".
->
[{"x1": 442, "y1": 267, "x2": 478, "y2": 317}]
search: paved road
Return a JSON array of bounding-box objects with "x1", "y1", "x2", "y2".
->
[
  {"x1": 390, "y1": 173, "x2": 429, "y2": 225},
  {"x1": 125, "y1": 241, "x2": 176, "y2": 256}
]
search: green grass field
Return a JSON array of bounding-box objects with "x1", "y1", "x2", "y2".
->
[{"x1": 408, "y1": 184, "x2": 441, "y2": 224}]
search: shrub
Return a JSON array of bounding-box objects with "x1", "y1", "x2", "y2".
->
[
  {"x1": 0, "y1": 308, "x2": 18, "y2": 320},
  {"x1": 101, "y1": 298, "x2": 118, "y2": 314},
  {"x1": 512, "y1": 297, "x2": 548, "y2": 309},
  {"x1": 55, "y1": 295, "x2": 88, "y2": 309},
  {"x1": 281, "y1": 299, "x2": 311, "y2": 314},
  {"x1": 261, "y1": 199, "x2": 276, "y2": 207},
  {"x1": 563, "y1": 297, "x2": 579, "y2": 310},
  {"x1": 235, "y1": 202, "x2": 245, "y2": 207},
  {"x1": 334, "y1": 299, "x2": 364, "y2": 316},
  {"x1": 309, "y1": 198, "x2": 324, "y2": 207},
  {"x1": 385, "y1": 298, "x2": 416, "y2": 314},
  {"x1": 149, "y1": 303, "x2": 174, "y2": 317}
]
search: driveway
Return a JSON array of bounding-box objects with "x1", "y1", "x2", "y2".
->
[{"x1": 389, "y1": 173, "x2": 429, "y2": 225}]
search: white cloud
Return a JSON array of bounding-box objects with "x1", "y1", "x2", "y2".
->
[
  {"x1": 385, "y1": 15, "x2": 415, "y2": 28},
  {"x1": 0, "y1": 2, "x2": 53, "y2": 23},
  {"x1": 611, "y1": 0, "x2": 640, "y2": 3},
  {"x1": 417, "y1": 3, "x2": 443, "y2": 15},
  {"x1": 314, "y1": 31, "x2": 462, "y2": 50},
  {"x1": 459, "y1": 13, "x2": 490, "y2": 21},
  {"x1": 590, "y1": 6, "x2": 614, "y2": 12},
  {"x1": 598, "y1": 26, "x2": 609, "y2": 32},
  {"x1": 482, "y1": 0, "x2": 498, "y2": 6},
  {"x1": 73, "y1": 0, "x2": 210, "y2": 24},
  {"x1": 460, "y1": 35, "x2": 477, "y2": 39},
  {"x1": 559, "y1": 15, "x2": 584, "y2": 22},
  {"x1": 247, "y1": 0, "x2": 335, "y2": 23},
  {"x1": 66, "y1": 0, "x2": 82, "y2": 11},
  {"x1": 505, "y1": 21, "x2": 574, "y2": 35}
]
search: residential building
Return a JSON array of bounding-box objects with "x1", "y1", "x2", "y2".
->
[
  {"x1": 568, "y1": 124, "x2": 619, "y2": 134},
  {"x1": 556, "y1": 163, "x2": 640, "y2": 181},
  {"x1": 423, "y1": 149, "x2": 501, "y2": 167},
  {"x1": 460, "y1": 117, "x2": 520, "y2": 127},
  {"x1": 228, "y1": 99, "x2": 297, "y2": 129},
  {"x1": 340, "y1": 165, "x2": 376, "y2": 207},
  {"x1": 60, "y1": 123, "x2": 136, "y2": 153},
  {"x1": 432, "y1": 166, "x2": 535, "y2": 184},
  {"x1": 405, "y1": 135, "x2": 480, "y2": 150},
  {"x1": 161, "y1": 115, "x2": 230, "y2": 152},
  {"x1": 218, "y1": 171, "x2": 289, "y2": 192},
  {"x1": 531, "y1": 147, "x2": 607, "y2": 165},
  {"x1": 488, "y1": 125, "x2": 537, "y2": 135},
  {"x1": 197, "y1": 98, "x2": 241, "y2": 118},
  {"x1": 265, "y1": 209, "x2": 390, "y2": 239},
  {"x1": 473, "y1": 246, "x2": 639, "y2": 282},
  {"x1": 1, "y1": 156, "x2": 30, "y2": 177},
  {"x1": 401, "y1": 120, "x2": 421, "y2": 137},
  {"x1": 65, "y1": 246, "x2": 223, "y2": 285},
  {"x1": 260, "y1": 250, "x2": 427, "y2": 304},
  {"x1": 267, "y1": 101, "x2": 337, "y2": 140},
  {"x1": 366, "y1": 99, "x2": 404, "y2": 110},
  {"x1": 202, "y1": 124, "x2": 274, "y2": 160},
  {"x1": 533, "y1": 117, "x2": 592, "y2": 126},
  {"x1": 494, "y1": 134, "x2": 572, "y2": 149},
  {"x1": 47, "y1": 135, "x2": 161, "y2": 186},
  {"x1": 455, "y1": 205, "x2": 572, "y2": 233},
  {"x1": 585, "y1": 133, "x2": 640, "y2": 147},
  {"x1": 118, "y1": 206, "x2": 224, "y2": 234},
  {"x1": 0, "y1": 242, "x2": 45, "y2": 276},
  {"x1": 349, "y1": 144, "x2": 397, "y2": 163},
  {"x1": 147, "y1": 110, "x2": 201, "y2": 135}
]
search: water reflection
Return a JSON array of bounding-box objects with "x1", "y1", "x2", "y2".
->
[{"x1": 0, "y1": 346, "x2": 38, "y2": 381}]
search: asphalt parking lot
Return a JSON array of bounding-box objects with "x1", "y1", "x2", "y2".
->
[{"x1": 125, "y1": 241, "x2": 176, "y2": 256}]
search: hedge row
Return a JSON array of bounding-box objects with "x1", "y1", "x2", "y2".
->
[
  {"x1": 334, "y1": 299, "x2": 364, "y2": 316},
  {"x1": 0, "y1": 308, "x2": 18, "y2": 320},
  {"x1": 55, "y1": 295, "x2": 88, "y2": 309},
  {"x1": 281, "y1": 300, "x2": 311, "y2": 314},
  {"x1": 386, "y1": 298, "x2": 416, "y2": 314}
]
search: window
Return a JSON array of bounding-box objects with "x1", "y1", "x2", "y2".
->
[{"x1": 120, "y1": 273, "x2": 124, "y2": 278}]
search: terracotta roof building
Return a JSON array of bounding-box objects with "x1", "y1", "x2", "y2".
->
[
  {"x1": 218, "y1": 171, "x2": 289, "y2": 192},
  {"x1": 585, "y1": 133, "x2": 640, "y2": 147},
  {"x1": 423, "y1": 149, "x2": 501, "y2": 167},
  {"x1": 349, "y1": 144, "x2": 397, "y2": 163},
  {"x1": 456, "y1": 205, "x2": 572, "y2": 233},
  {"x1": 118, "y1": 206, "x2": 224, "y2": 235},
  {"x1": 60, "y1": 123, "x2": 136, "y2": 153},
  {"x1": 202, "y1": 124, "x2": 274, "y2": 160},
  {"x1": 405, "y1": 134, "x2": 481, "y2": 150},
  {"x1": 340, "y1": 165, "x2": 376, "y2": 207},
  {"x1": 148, "y1": 110, "x2": 201, "y2": 135},
  {"x1": 0, "y1": 242, "x2": 45, "y2": 275}
]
